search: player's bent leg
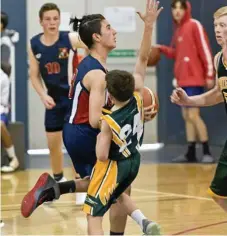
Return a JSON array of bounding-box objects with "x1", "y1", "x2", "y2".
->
[
  {"x1": 208, "y1": 144, "x2": 227, "y2": 212},
  {"x1": 46, "y1": 131, "x2": 64, "y2": 180},
  {"x1": 109, "y1": 186, "x2": 131, "y2": 235},
  {"x1": 87, "y1": 215, "x2": 104, "y2": 235},
  {"x1": 21, "y1": 173, "x2": 90, "y2": 218}
]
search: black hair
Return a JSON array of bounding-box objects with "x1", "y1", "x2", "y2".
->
[
  {"x1": 171, "y1": 0, "x2": 188, "y2": 9},
  {"x1": 105, "y1": 70, "x2": 135, "y2": 102},
  {"x1": 70, "y1": 14, "x2": 105, "y2": 49},
  {"x1": 1, "y1": 11, "x2": 8, "y2": 30}
]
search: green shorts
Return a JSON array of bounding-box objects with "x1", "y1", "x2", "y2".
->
[
  {"x1": 83, "y1": 154, "x2": 140, "y2": 216},
  {"x1": 208, "y1": 140, "x2": 227, "y2": 198}
]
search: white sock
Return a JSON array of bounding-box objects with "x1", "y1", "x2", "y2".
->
[
  {"x1": 6, "y1": 146, "x2": 16, "y2": 159},
  {"x1": 131, "y1": 209, "x2": 146, "y2": 229}
]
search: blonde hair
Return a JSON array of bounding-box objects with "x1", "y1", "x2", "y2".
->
[{"x1": 214, "y1": 6, "x2": 227, "y2": 19}]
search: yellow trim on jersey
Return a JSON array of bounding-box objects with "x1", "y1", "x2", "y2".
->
[
  {"x1": 102, "y1": 108, "x2": 112, "y2": 114},
  {"x1": 133, "y1": 91, "x2": 144, "y2": 122},
  {"x1": 102, "y1": 112, "x2": 132, "y2": 157},
  {"x1": 133, "y1": 92, "x2": 143, "y2": 110},
  {"x1": 207, "y1": 188, "x2": 227, "y2": 199},
  {"x1": 102, "y1": 115, "x2": 121, "y2": 134},
  {"x1": 112, "y1": 132, "x2": 130, "y2": 157}
]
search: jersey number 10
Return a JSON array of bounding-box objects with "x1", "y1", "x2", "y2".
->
[{"x1": 45, "y1": 62, "x2": 60, "y2": 75}]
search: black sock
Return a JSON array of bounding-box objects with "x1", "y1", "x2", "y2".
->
[
  {"x1": 202, "y1": 141, "x2": 211, "y2": 155},
  {"x1": 186, "y1": 142, "x2": 196, "y2": 160},
  {"x1": 53, "y1": 172, "x2": 63, "y2": 182},
  {"x1": 58, "y1": 180, "x2": 76, "y2": 195},
  {"x1": 110, "y1": 232, "x2": 124, "y2": 235}
]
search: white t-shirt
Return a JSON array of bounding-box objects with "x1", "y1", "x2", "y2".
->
[{"x1": 0, "y1": 69, "x2": 10, "y2": 114}]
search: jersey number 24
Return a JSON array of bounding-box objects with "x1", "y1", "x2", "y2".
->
[{"x1": 119, "y1": 113, "x2": 143, "y2": 153}]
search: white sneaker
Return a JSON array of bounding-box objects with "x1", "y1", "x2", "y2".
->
[
  {"x1": 201, "y1": 155, "x2": 215, "y2": 163},
  {"x1": 1, "y1": 157, "x2": 19, "y2": 173},
  {"x1": 76, "y1": 192, "x2": 87, "y2": 205},
  {"x1": 0, "y1": 220, "x2": 4, "y2": 228}
]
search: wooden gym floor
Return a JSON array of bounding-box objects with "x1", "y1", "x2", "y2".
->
[{"x1": 1, "y1": 161, "x2": 227, "y2": 235}]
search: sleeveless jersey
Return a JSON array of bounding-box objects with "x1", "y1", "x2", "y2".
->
[
  {"x1": 67, "y1": 55, "x2": 108, "y2": 125},
  {"x1": 217, "y1": 52, "x2": 227, "y2": 114},
  {"x1": 30, "y1": 31, "x2": 78, "y2": 98},
  {"x1": 102, "y1": 92, "x2": 144, "y2": 161}
]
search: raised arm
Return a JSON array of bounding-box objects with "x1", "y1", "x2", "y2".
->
[
  {"x1": 134, "y1": 0, "x2": 163, "y2": 92},
  {"x1": 68, "y1": 32, "x2": 87, "y2": 50}
]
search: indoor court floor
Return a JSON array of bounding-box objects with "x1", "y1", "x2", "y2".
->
[{"x1": 1, "y1": 145, "x2": 227, "y2": 235}]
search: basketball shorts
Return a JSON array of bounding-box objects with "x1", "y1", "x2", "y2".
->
[
  {"x1": 45, "y1": 96, "x2": 70, "y2": 132},
  {"x1": 182, "y1": 86, "x2": 204, "y2": 96},
  {"x1": 63, "y1": 123, "x2": 99, "y2": 178},
  {"x1": 83, "y1": 153, "x2": 140, "y2": 217},
  {"x1": 181, "y1": 86, "x2": 204, "y2": 108},
  {"x1": 0, "y1": 113, "x2": 8, "y2": 125},
  {"x1": 208, "y1": 140, "x2": 227, "y2": 198}
]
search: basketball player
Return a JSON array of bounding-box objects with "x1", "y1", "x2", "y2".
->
[
  {"x1": 1, "y1": 12, "x2": 19, "y2": 172},
  {"x1": 29, "y1": 3, "x2": 85, "y2": 183},
  {"x1": 158, "y1": 0, "x2": 215, "y2": 163},
  {"x1": 84, "y1": 67, "x2": 161, "y2": 235},
  {"x1": 171, "y1": 6, "x2": 227, "y2": 212},
  {"x1": 21, "y1": 0, "x2": 162, "y2": 234}
]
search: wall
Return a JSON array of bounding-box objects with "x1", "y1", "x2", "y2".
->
[
  {"x1": 27, "y1": 0, "x2": 158, "y2": 148},
  {"x1": 2, "y1": 0, "x2": 28, "y2": 148}
]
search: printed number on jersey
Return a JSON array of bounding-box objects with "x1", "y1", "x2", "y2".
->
[
  {"x1": 119, "y1": 113, "x2": 143, "y2": 153},
  {"x1": 45, "y1": 62, "x2": 60, "y2": 75}
]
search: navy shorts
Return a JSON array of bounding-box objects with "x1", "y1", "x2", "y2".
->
[
  {"x1": 181, "y1": 87, "x2": 204, "y2": 108},
  {"x1": 45, "y1": 96, "x2": 70, "y2": 132},
  {"x1": 63, "y1": 123, "x2": 99, "y2": 178},
  {"x1": 182, "y1": 86, "x2": 204, "y2": 96},
  {"x1": 0, "y1": 113, "x2": 8, "y2": 125}
]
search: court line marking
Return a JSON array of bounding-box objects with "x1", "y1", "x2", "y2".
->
[
  {"x1": 172, "y1": 220, "x2": 227, "y2": 235},
  {"x1": 133, "y1": 188, "x2": 213, "y2": 201},
  {"x1": 1, "y1": 195, "x2": 164, "y2": 209}
]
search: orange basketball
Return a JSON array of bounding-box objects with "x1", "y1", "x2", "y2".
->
[
  {"x1": 147, "y1": 46, "x2": 161, "y2": 67},
  {"x1": 142, "y1": 86, "x2": 159, "y2": 119}
]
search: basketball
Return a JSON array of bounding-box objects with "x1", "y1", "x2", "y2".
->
[
  {"x1": 147, "y1": 46, "x2": 161, "y2": 66},
  {"x1": 142, "y1": 86, "x2": 159, "y2": 119}
]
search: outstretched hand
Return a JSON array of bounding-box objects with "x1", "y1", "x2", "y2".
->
[{"x1": 137, "y1": 0, "x2": 163, "y2": 27}]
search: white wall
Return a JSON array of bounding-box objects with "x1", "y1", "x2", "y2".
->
[{"x1": 27, "y1": 0, "x2": 157, "y2": 148}]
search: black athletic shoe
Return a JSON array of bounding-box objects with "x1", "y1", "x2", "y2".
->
[{"x1": 21, "y1": 173, "x2": 60, "y2": 218}]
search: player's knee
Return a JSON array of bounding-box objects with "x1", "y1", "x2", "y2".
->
[
  {"x1": 187, "y1": 112, "x2": 198, "y2": 122},
  {"x1": 181, "y1": 111, "x2": 188, "y2": 121}
]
